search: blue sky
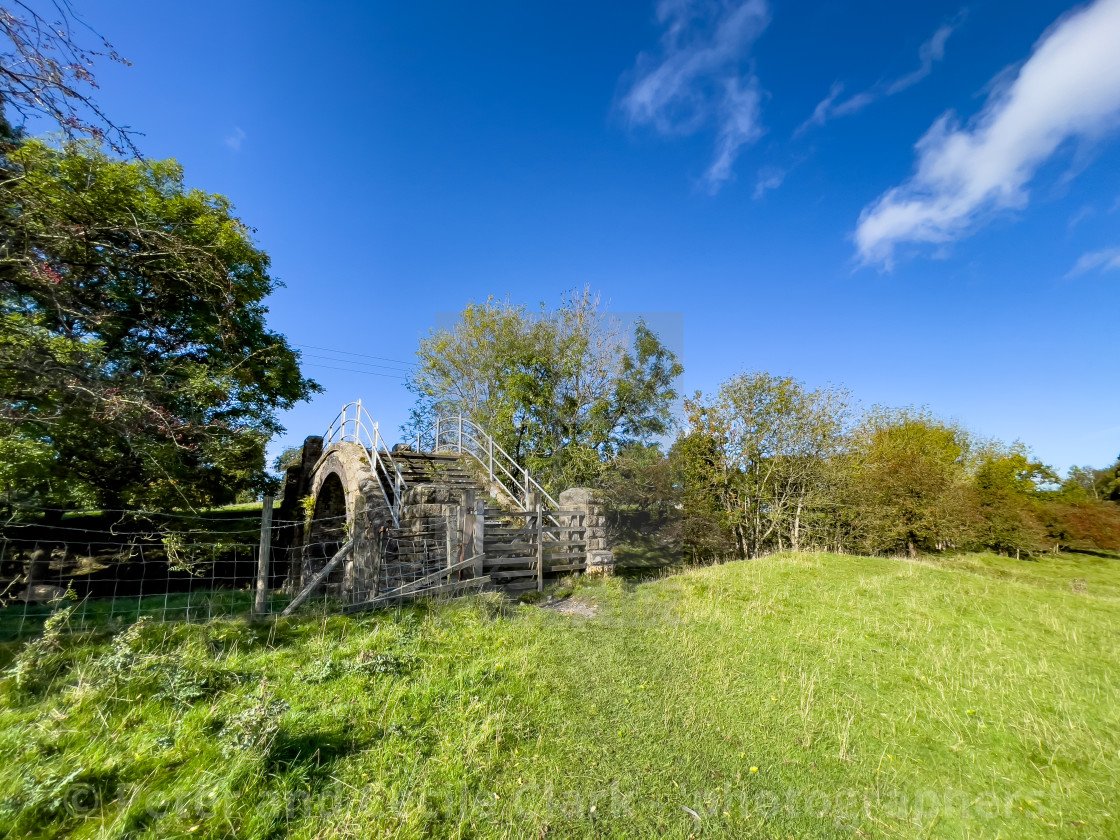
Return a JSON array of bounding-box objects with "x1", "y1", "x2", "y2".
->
[{"x1": 52, "y1": 0, "x2": 1120, "y2": 472}]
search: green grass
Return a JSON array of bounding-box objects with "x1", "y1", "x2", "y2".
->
[{"x1": 2, "y1": 551, "x2": 1118, "y2": 838}]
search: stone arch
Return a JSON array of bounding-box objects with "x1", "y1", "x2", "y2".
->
[
  {"x1": 301, "y1": 441, "x2": 393, "y2": 600},
  {"x1": 309, "y1": 472, "x2": 347, "y2": 546}
]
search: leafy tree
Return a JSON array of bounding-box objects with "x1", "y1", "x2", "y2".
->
[
  {"x1": 1039, "y1": 500, "x2": 1120, "y2": 552},
  {"x1": 971, "y1": 445, "x2": 1054, "y2": 557},
  {"x1": 671, "y1": 401, "x2": 738, "y2": 563},
  {"x1": 675, "y1": 373, "x2": 850, "y2": 559},
  {"x1": 407, "y1": 289, "x2": 682, "y2": 491},
  {"x1": 1105, "y1": 456, "x2": 1120, "y2": 503},
  {"x1": 272, "y1": 446, "x2": 303, "y2": 474},
  {"x1": 843, "y1": 409, "x2": 975, "y2": 557},
  {"x1": 599, "y1": 442, "x2": 679, "y2": 543},
  {"x1": 0, "y1": 139, "x2": 317, "y2": 511}
]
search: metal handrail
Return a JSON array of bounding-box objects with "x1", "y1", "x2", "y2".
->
[
  {"x1": 321, "y1": 404, "x2": 563, "y2": 533},
  {"x1": 321, "y1": 400, "x2": 406, "y2": 528},
  {"x1": 413, "y1": 415, "x2": 561, "y2": 513}
]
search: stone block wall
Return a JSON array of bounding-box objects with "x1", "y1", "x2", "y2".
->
[{"x1": 558, "y1": 487, "x2": 615, "y2": 576}]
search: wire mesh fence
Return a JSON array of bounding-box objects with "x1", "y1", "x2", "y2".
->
[
  {"x1": 0, "y1": 500, "x2": 479, "y2": 644},
  {"x1": 1, "y1": 489, "x2": 599, "y2": 647},
  {"x1": 0, "y1": 505, "x2": 308, "y2": 644}
]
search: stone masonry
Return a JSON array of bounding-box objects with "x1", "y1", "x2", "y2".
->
[{"x1": 558, "y1": 487, "x2": 615, "y2": 576}]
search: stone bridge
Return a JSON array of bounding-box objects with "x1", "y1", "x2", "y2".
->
[{"x1": 272, "y1": 404, "x2": 614, "y2": 609}]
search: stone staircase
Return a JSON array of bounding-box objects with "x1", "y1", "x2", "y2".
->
[{"x1": 373, "y1": 450, "x2": 554, "y2": 597}]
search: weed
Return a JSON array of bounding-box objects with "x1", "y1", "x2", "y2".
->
[
  {"x1": 221, "y1": 690, "x2": 289, "y2": 753},
  {"x1": 5, "y1": 606, "x2": 73, "y2": 693}
]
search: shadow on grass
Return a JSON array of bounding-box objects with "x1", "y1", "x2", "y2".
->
[
  {"x1": 612, "y1": 539, "x2": 683, "y2": 581},
  {"x1": 268, "y1": 727, "x2": 372, "y2": 772}
]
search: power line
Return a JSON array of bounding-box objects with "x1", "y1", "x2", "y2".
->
[
  {"x1": 302, "y1": 362, "x2": 409, "y2": 381},
  {"x1": 301, "y1": 352, "x2": 414, "y2": 375},
  {"x1": 294, "y1": 343, "x2": 415, "y2": 369}
]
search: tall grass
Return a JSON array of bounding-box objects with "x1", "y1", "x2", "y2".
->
[{"x1": 1, "y1": 551, "x2": 1117, "y2": 838}]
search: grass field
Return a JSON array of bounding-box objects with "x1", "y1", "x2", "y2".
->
[{"x1": 1, "y1": 551, "x2": 1118, "y2": 838}]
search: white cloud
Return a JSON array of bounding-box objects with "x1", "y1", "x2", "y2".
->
[
  {"x1": 753, "y1": 164, "x2": 786, "y2": 198},
  {"x1": 1066, "y1": 247, "x2": 1120, "y2": 277},
  {"x1": 798, "y1": 16, "x2": 962, "y2": 135},
  {"x1": 620, "y1": 0, "x2": 770, "y2": 191},
  {"x1": 224, "y1": 127, "x2": 246, "y2": 151},
  {"x1": 856, "y1": 0, "x2": 1120, "y2": 267}
]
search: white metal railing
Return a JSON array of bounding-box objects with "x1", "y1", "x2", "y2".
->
[
  {"x1": 321, "y1": 400, "x2": 406, "y2": 528},
  {"x1": 413, "y1": 415, "x2": 560, "y2": 514},
  {"x1": 321, "y1": 403, "x2": 560, "y2": 531}
]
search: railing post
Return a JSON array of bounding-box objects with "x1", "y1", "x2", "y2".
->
[
  {"x1": 435, "y1": 418, "x2": 441, "y2": 450},
  {"x1": 458, "y1": 415, "x2": 463, "y2": 454}
]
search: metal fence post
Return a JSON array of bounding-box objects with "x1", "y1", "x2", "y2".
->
[{"x1": 253, "y1": 494, "x2": 274, "y2": 616}]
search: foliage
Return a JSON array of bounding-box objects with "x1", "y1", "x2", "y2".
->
[
  {"x1": 1, "y1": 553, "x2": 1119, "y2": 837},
  {"x1": 970, "y1": 445, "x2": 1055, "y2": 557},
  {"x1": 0, "y1": 139, "x2": 318, "y2": 511},
  {"x1": 1063, "y1": 455, "x2": 1120, "y2": 503},
  {"x1": 1039, "y1": 500, "x2": 1120, "y2": 552},
  {"x1": 675, "y1": 373, "x2": 851, "y2": 559},
  {"x1": 407, "y1": 289, "x2": 682, "y2": 491},
  {"x1": 673, "y1": 372, "x2": 1120, "y2": 559},
  {"x1": 599, "y1": 442, "x2": 680, "y2": 551},
  {"x1": 5, "y1": 604, "x2": 71, "y2": 692},
  {"x1": 843, "y1": 408, "x2": 976, "y2": 556},
  {"x1": 272, "y1": 446, "x2": 303, "y2": 474}
]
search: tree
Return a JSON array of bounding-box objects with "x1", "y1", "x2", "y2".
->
[
  {"x1": 599, "y1": 442, "x2": 679, "y2": 546},
  {"x1": 971, "y1": 445, "x2": 1054, "y2": 557},
  {"x1": 674, "y1": 373, "x2": 851, "y2": 559},
  {"x1": 1, "y1": 1, "x2": 135, "y2": 153},
  {"x1": 843, "y1": 409, "x2": 975, "y2": 556},
  {"x1": 0, "y1": 139, "x2": 317, "y2": 511},
  {"x1": 671, "y1": 403, "x2": 738, "y2": 563},
  {"x1": 407, "y1": 290, "x2": 682, "y2": 491}
]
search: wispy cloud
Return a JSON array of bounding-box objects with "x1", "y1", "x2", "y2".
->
[
  {"x1": 885, "y1": 19, "x2": 959, "y2": 95},
  {"x1": 1066, "y1": 247, "x2": 1120, "y2": 277},
  {"x1": 224, "y1": 127, "x2": 246, "y2": 151},
  {"x1": 620, "y1": 0, "x2": 771, "y2": 191},
  {"x1": 798, "y1": 15, "x2": 963, "y2": 135},
  {"x1": 1067, "y1": 204, "x2": 1095, "y2": 229},
  {"x1": 753, "y1": 165, "x2": 786, "y2": 198},
  {"x1": 855, "y1": 0, "x2": 1120, "y2": 268}
]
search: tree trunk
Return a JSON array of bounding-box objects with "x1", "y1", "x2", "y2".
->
[{"x1": 792, "y1": 499, "x2": 802, "y2": 552}]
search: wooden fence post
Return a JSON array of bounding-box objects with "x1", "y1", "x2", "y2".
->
[
  {"x1": 445, "y1": 506, "x2": 454, "y2": 569},
  {"x1": 473, "y1": 498, "x2": 485, "y2": 577},
  {"x1": 536, "y1": 503, "x2": 544, "y2": 593},
  {"x1": 253, "y1": 495, "x2": 274, "y2": 616}
]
